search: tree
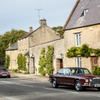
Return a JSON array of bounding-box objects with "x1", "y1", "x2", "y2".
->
[
  {"x1": 5, "y1": 55, "x2": 10, "y2": 68},
  {"x1": 52, "y1": 26, "x2": 64, "y2": 36},
  {"x1": 0, "y1": 29, "x2": 27, "y2": 65}
]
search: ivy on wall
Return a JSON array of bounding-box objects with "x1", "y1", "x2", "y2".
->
[
  {"x1": 17, "y1": 53, "x2": 27, "y2": 71},
  {"x1": 39, "y1": 46, "x2": 54, "y2": 76},
  {"x1": 5, "y1": 55, "x2": 10, "y2": 68},
  {"x1": 66, "y1": 44, "x2": 100, "y2": 58}
]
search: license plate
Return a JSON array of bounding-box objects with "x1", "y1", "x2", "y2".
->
[
  {"x1": 2, "y1": 73, "x2": 7, "y2": 76},
  {"x1": 94, "y1": 84, "x2": 100, "y2": 87}
]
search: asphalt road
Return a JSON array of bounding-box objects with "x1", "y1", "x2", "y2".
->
[{"x1": 0, "y1": 77, "x2": 100, "y2": 100}]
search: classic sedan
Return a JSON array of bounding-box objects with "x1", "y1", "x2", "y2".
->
[
  {"x1": 49, "y1": 67, "x2": 100, "y2": 91},
  {"x1": 0, "y1": 67, "x2": 11, "y2": 78}
]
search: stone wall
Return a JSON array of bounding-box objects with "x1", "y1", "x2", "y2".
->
[
  {"x1": 64, "y1": 24, "x2": 100, "y2": 72},
  {"x1": 6, "y1": 50, "x2": 18, "y2": 69},
  {"x1": 29, "y1": 39, "x2": 64, "y2": 74}
]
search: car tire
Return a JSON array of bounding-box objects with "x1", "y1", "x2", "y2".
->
[
  {"x1": 75, "y1": 80, "x2": 83, "y2": 91},
  {"x1": 8, "y1": 76, "x2": 11, "y2": 78},
  {"x1": 52, "y1": 80, "x2": 58, "y2": 88},
  {"x1": 97, "y1": 87, "x2": 100, "y2": 91}
]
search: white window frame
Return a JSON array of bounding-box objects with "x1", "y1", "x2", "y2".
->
[
  {"x1": 75, "y1": 32, "x2": 81, "y2": 47},
  {"x1": 76, "y1": 57, "x2": 82, "y2": 68}
]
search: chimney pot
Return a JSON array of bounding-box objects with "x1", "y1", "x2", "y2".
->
[
  {"x1": 29, "y1": 27, "x2": 33, "y2": 32},
  {"x1": 40, "y1": 18, "x2": 47, "y2": 26}
]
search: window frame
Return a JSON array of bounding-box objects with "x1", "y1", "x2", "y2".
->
[
  {"x1": 75, "y1": 32, "x2": 81, "y2": 47},
  {"x1": 76, "y1": 57, "x2": 82, "y2": 68}
]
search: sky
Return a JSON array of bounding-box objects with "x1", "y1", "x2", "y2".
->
[{"x1": 0, "y1": 0, "x2": 77, "y2": 35}]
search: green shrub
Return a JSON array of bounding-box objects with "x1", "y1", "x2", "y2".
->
[
  {"x1": 17, "y1": 53, "x2": 27, "y2": 71},
  {"x1": 38, "y1": 46, "x2": 54, "y2": 76},
  {"x1": 5, "y1": 55, "x2": 10, "y2": 68},
  {"x1": 93, "y1": 66, "x2": 100, "y2": 75},
  {"x1": 66, "y1": 47, "x2": 78, "y2": 58}
]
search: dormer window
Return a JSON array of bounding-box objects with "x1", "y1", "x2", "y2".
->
[{"x1": 80, "y1": 9, "x2": 88, "y2": 17}]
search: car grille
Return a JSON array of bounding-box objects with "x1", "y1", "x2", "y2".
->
[{"x1": 92, "y1": 78, "x2": 100, "y2": 84}]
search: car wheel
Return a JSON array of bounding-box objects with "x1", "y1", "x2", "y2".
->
[
  {"x1": 8, "y1": 76, "x2": 11, "y2": 78},
  {"x1": 52, "y1": 80, "x2": 58, "y2": 88},
  {"x1": 97, "y1": 87, "x2": 100, "y2": 91},
  {"x1": 75, "y1": 80, "x2": 83, "y2": 91}
]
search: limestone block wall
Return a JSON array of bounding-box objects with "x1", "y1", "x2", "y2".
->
[
  {"x1": 18, "y1": 38, "x2": 29, "y2": 54},
  {"x1": 64, "y1": 24, "x2": 100, "y2": 71},
  {"x1": 29, "y1": 39, "x2": 64, "y2": 74},
  {"x1": 29, "y1": 26, "x2": 60, "y2": 47},
  {"x1": 6, "y1": 50, "x2": 18, "y2": 69}
]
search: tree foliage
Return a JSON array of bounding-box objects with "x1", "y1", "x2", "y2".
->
[
  {"x1": 5, "y1": 55, "x2": 10, "y2": 68},
  {"x1": 52, "y1": 26, "x2": 64, "y2": 36},
  {"x1": 93, "y1": 66, "x2": 100, "y2": 75},
  {"x1": 0, "y1": 29, "x2": 27, "y2": 65},
  {"x1": 17, "y1": 53, "x2": 27, "y2": 71}
]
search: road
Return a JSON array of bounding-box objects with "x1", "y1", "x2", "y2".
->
[{"x1": 0, "y1": 77, "x2": 100, "y2": 100}]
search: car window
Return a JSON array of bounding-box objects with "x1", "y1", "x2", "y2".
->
[
  {"x1": 0, "y1": 68, "x2": 7, "y2": 71},
  {"x1": 57, "y1": 69, "x2": 64, "y2": 75},
  {"x1": 64, "y1": 69, "x2": 70, "y2": 75},
  {"x1": 71, "y1": 69, "x2": 79, "y2": 74}
]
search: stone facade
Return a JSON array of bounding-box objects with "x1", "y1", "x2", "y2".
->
[
  {"x1": 6, "y1": 19, "x2": 65, "y2": 75},
  {"x1": 64, "y1": 25, "x2": 100, "y2": 72},
  {"x1": 6, "y1": 50, "x2": 18, "y2": 69}
]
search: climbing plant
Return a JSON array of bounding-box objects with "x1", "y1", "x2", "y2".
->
[
  {"x1": 17, "y1": 53, "x2": 27, "y2": 71},
  {"x1": 38, "y1": 48, "x2": 46, "y2": 76},
  {"x1": 5, "y1": 55, "x2": 10, "y2": 68},
  {"x1": 66, "y1": 44, "x2": 98, "y2": 58},
  {"x1": 46, "y1": 46, "x2": 54, "y2": 76},
  {"x1": 38, "y1": 46, "x2": 54, "y2": 76}
]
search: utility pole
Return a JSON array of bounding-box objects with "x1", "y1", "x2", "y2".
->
[{"x1": 36, "y1": 9, "x2": 43, "y2": 24}]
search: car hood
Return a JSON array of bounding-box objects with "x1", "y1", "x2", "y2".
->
[
  {"x1": 74, "y1": 74, "x2": 100, "y2": 79},
  {"x1": 0, "y1": 71, "x2": 9, "y2": 73}
]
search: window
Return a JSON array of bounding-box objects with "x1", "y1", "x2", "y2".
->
[
  {"x1": 80, "y1": 9, "x2": 88, "y2": 17},
  {"x1": 76, "y1": 57, "x2": 82, "y2": 68},
  {"x1": 75, "y1": 32, "x2": 81, "y2": 47}
]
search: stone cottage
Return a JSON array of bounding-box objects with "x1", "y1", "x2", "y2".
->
[
  {"x1": 63, "y1": 0, "x2": 100, "y2": 72},
  {"x1": 6, "y1": 19, "x2": 65, "y2": 74}
]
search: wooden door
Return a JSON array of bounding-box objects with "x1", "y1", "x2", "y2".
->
[{"x1": 91, "y1": 57, "x2": 98, "y2": 72}]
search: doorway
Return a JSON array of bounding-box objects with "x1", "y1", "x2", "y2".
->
[
  {"x1": 91, "y1": 57, "x2": 98, "y2": 72},
  {"x1": 56, "y1": 59, "x2": 63, "y2": 72},
  {"x1": 33, "y1": 58, "x2": 35, "y2": 74}
]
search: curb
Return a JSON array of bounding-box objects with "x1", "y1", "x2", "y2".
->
[{"x1": 11, "y1": 72, "x2": 49, "y2": 82}]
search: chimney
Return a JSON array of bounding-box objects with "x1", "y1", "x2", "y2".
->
[
  {"x1": 9, "y1": 41, "x2": 12, "y2": 47},
  {"x1": 29, "y1": 26, "x2": 33, "y2": 32},
  {"x1": 40, "y1": 18, "x2": 47, "y2": 26}
]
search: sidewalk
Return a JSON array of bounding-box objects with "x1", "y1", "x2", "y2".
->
[{"x1": 11, "y1": 72, "x2": 49, "y2": 82}]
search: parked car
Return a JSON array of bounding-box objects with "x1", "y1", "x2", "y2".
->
[
  {"x1": 0, "y1": 67, "x2": 11, "y2": 78},
  {"x1": 49, "y1": 67, "x2": 100, "y2": 91}
]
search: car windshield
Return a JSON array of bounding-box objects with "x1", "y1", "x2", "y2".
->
[
  {"x1": 0, "y1": 68, "x2": 8, "y2": 71},
  {"x1": 71, "y1": 68, "x2": 91, "y2": 75}
]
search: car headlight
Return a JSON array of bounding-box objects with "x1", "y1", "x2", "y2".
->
[
  {"x1": 85, "y1": 79, "x2": 89, "y2": 83},
  {"x1": 90, "y1": 79, "x2": 92, "y2": 82}
]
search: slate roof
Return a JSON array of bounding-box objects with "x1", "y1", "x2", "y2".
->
[
  {"x1": 6, "y1": 42, "x2": 18, "y2": 51},
  {"x1": 64, "y1": 0, "x2": 100, "y2": 30},
  {"x1": 18, "y1": 27, "x2": 41, "y2": 40}
]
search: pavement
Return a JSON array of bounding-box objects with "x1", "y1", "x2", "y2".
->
[{"x1": 10, "y1": 71, "x2": 49, "y2": 82}]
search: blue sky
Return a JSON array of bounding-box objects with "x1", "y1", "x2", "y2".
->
[{"x1": 0, "y1": 0, "x2": 77, "y2": 35}]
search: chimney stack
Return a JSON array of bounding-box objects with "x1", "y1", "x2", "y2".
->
[
  {"x1": 29, "y1": 26, "x2": 33, "y2": 32},
  {"x1": 40, "y1": 18, "x2": 47, "y2": 26}
]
